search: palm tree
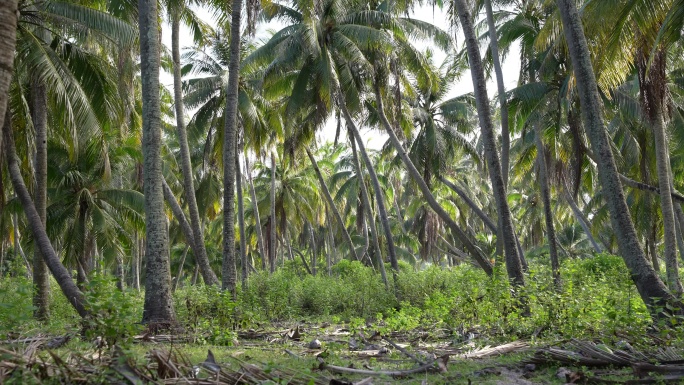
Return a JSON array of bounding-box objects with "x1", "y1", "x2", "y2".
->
[
  {"x1": 452, "y1": 0, "x2": 524, "y2": 286},
  {"x1": 0, "y1": 0, "x2": 17, "y2": 123},
  {"x1": 3, "y1": 111, "x2": 88, "y2": 318},
  {"x1": 221, "y1": 0, "x2": 245, "y2": 296},
  {"x1": 139, "y1": 0, "x2": 176, "y2": 325},
  {"x1": 168, "y1": 0, "x2": 219, "y2": 287},
  {"x1": 555, "y1": 0, "x2": 678, "y2": 314}
]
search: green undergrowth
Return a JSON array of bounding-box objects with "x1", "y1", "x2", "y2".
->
[{"x1": 0, "y1": 253, "x2": 669, "y2": 346}]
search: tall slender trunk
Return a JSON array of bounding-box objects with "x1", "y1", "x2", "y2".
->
[
  {"x1": 172, "y1": 245, "x2": 189, "y2": 292},
  {"x1": 372, "y1": 83, "x2": 494, "y2": 276},
  {"x1": 350, "y1": 136, "x2": 388, "y2": 287},
  {"x1": 309, "y1": 224, "x2": 317, "y2": 276},
  {"x1": 14, "y1": 214, "x2": 32, "y2": 276},
  {"x1": 638, "y1": 46, "x2": 682, "y2": 295},
  {"x1": 640, "y1": 139, "x2": 660, "y2": 270},
  {"x1": 236, "y1": 139, "x2": 248, "y2": 289},
  {"x1": 4, "y1": 111, "x2": 88, "y2": 318},
  {"x1": 0, "y1": 0, "x2": 17, "y2": 126},
  {"x1": 340, "y1": 103, "x2": 399, "y2": 273},
  {"x1": 484, "y1": 0, "x2": 510, "y2": 186},
  {"x1": 171, "y1": 12, "x2": 218, "y2": 287},
  {"x1": 325, "y1": 208, "x2": 334, "y2": 275},
  {"x1": 561, "y1": 181, "x2": 602, "y2": 253},
  {"x1": 30, "y1": 78, "x2": 50, "y2": 320},
  {"x1": 453, "y1": 0, "x2": 523, "y2": 286},
  {"x1": 244, "y1": 156, "x2": 266, "y2": 266},
  {"x1": 305, "y1": 147, "x2": 359, "y2": 261},
  {"x1": 139, "y1": 0, "x2": 176, "y2": 324},
  {"x1": 556, "y1": 0, "x2": 677, "y2": 313},
  {"x1": 116, "y1": 255, "x2": 125, "y2": 291},
  {"x1": 131, "y1": 230, "x2": 140, "y2": 291},
  {"x1": 269, "y1": 152, "x2": 277, "y2": 273},
  {"x1": 534, "y1": 123, "x2": 560, "y2": 288},
  {"x1": 221, "y1": 0, "x2": 243, "y2": 297}
]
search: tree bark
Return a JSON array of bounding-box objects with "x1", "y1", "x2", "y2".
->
[
  {"x1": 556, "y1": 0, "x2": 677, "y2": 313},
  {"x1": 561, "y1": 181, "x2": 602, "y2": 253},
  {"x1": 221, "y1": 0, "x2": 243, "y2": 297},
  {"x1": 3, "y1": 112, "x2": 88, "y2": 318},
  {"x1": 0, "y1": 0, "x2": 17, "y2": 129},
  {"x1": 350, "y1": 134, "x2": 388, "y2": 287},
  {"x1": 245, "y1": 155, "x2": 266, "y2": 268},
  {"x1": 305, "y1": 147, "x2": 359, "y2": 261},
  {"x1": 534, "y1": 123, "x2": 561, "y2": 288},
  {"x1": 453, "y1": 0, "x2": 523, "y2": 286},
  {"x1": 171, "y1": 12, "x2": 219, "y2": 287},
  {"x1": 269, "y1": 152, "x2": 277, "y2": 273},
  {"x1": 340, "y1": 103, "x2": 399, "y2": 273},
  {"x1": 30, "y1": 77, "x2": 50, "y2": 320},
  {"x1": 236, "y1": 139, "x2": 248, "y2": 289},
  {"x1": 484, "y1": 0, "x2": 510, "y2": 186},
  {"x1": 439, "y1": 176, "x2": 497, "y2": 232},
  {"x1": 139, "y1": 0, "x2": 176, "y2": 324},
  {"x1": 373, "y1": 83, "x2": 494, "y2": 276}
]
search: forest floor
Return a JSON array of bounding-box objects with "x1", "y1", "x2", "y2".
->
[{"x1": 2, "y1": 320, "x2": 682, "y2": 384}]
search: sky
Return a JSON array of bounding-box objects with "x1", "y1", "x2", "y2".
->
[{"x1": 160, "y1": 3, "x2": 522, "y2": 151}]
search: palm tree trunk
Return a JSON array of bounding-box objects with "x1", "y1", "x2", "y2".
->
[
  {"x1": 30, "y1": 78, "x2": 50, "y2": 320},
  {"x1": 556, "y1": 0, "x2": 678, "y2": 313},
  {"x1": 171, "y1": 12, "x2": 219, "y2": 287},
  {"x1": 453, "y1": 0, "x2": 523, "y2": 286},
  {"x1": 13, "y1": 213, "x2": 32, "y2": 277},
  {"x1": 0, "y1": 0, "x2": 17, "y2": 126},
  {"x1": 131, "y1": 230, "x2": 140, "y2": 291},
  {"x1": 172, "y1": 245, "x2": 189, "y2": 292},
  {"x1": 372, "y1": 83, "x2": 494, "y2": 276},
  {"x1": 350, "y1": 136, "x2": 388, "y2": 287},
  {"x1": 305, "y1": 147, "x2": 359, "y2": 261},
  {"x1": 640, "y1": 141, "x2": 660, "y2": 270},
  {"x1": 674, "y1": 205, "x2": 684, "y2": 265},
  {"x1": 325, "y1": 208, "x2": 334, "y2": 275},
  {"x1": 484, "y1": 0, "x2": 510, "y2": 186},
  {"x1": 269, "y1": 152, "x2": 277, "y2": 273},
  {"x1": 139, "y1": 0, "x2": 176, "y2": 325},
  {"x1": 534, "y1": 123, "x2": 561, "y2": 288},
  {"x1": 340, "y1": 103, "x2": 399, "y2": 273},
  {"x1": 3, "y1": 111, "x2": 88, "y2": 318},
  {"x1": 561, "y1": 181, "x2": 602, "y2": 253},
  {"x1": 244, "y1": 155, "x2": 266, "y2": 266},
  {"x1": 439, "y1": 176, "x2": 497, "y2": 232},
  {"x1": 221, "y1": 0, "x2": 244, "y2": 297},
  {"x1": 236, "y1": 139, "x2": 248, "y2": 289},
  {"x1": 309, "y1": 224, "x2": 317, "y2": 276}
]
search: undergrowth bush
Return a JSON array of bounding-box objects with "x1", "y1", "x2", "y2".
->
[{"x1": 0, "y1": 253, "x2": 658, "y2": 343}]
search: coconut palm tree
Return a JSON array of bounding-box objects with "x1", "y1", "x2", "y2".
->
[
  {"x1": 555, "y1": 0, "x2": 678, "y2": 314},
  {"x1": 139, "y1": 0, "x2": 176, "y2": 324},
  {"x1": 452, "y1": 0, "x2": 524, "y2": 287}
]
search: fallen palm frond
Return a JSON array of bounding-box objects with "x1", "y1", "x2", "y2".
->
[
  {"x1": 0, "y1": 343, "x2": 330, "y2": 384},
  {"x1": 529, "y1": 339, "x2": 684, "y2": 384}
]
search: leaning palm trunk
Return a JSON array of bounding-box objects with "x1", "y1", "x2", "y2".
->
[
  {"x1": 0, "y1": 0, "x2": 17, "y2": 125},
  {"x1": 350, "y1": 137, "x2": 388, "y2": 287},
  {"x1": 374, "y1": 83, "x2": 493, "y2": 275},
  {"x1": 340, "y1": 102, "x2": 399, "y2": 273},
  {"x1": 3, "y1": 112, "x2": 88, "y2": 318},
  {"x1": 305, "y1": 147, "x2": 359, "y2": 262},
  {"x1": 534, "y1": 122, "x2": 560, "y2": 288},
  {"x1": 139, "y1": 0, "x2": 176, "y2": 324},
  {"x1": 30, "y1": 78, "x2": 50, "y2": 320},
  {"x1": 453, "y1": 0, "x2": 524, "y2": 286},
  {"x1": 484, "y1": 0, "x2": 510, "y2": 186},
  {"x1": 561, "y1": 180, "x2": 602, "y2": 254},
  {"x1": 556, "y1": 0, "x2": 679, "y2": 313},
  {"x1": 171, "y1": 12, "x2": 218, "y2": 287}
]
